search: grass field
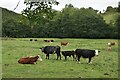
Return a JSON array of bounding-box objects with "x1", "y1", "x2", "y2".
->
[{"x1": 2, "y1": 38, "x2": 118, "y2": 78}]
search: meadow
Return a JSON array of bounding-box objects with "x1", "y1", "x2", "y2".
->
[{"x1": 2, "y1": 38, "x2": 118, "y2": 78}]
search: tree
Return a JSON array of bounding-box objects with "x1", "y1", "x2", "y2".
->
[
  {"x1": 116, "y1": 15, "x2": 120, "y2": 39},
  {"x1": 65, "y1": 4, "x2": 74, "y2": 8},
  {"x1": 106, "y1": 6, "x2": 113, "y2": 12},
  {"x1": 2, "y1": 19, "x2": 31, "y2": 38},
  {"x1": 22, "y1": 0, "x2": 59, "y2": 37},
  {"x1": 105, "y1": 6, "x2": 117, "y2": 13}
]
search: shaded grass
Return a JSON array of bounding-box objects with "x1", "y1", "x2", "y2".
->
[{"x1": 2, "y1": 38, "x2": 118, "y2": 78}]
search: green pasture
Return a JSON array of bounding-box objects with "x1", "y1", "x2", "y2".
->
[{"x1": 2, "y1": 38, "x2": 118, "y2": 78}]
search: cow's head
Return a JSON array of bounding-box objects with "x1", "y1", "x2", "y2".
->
[
  {"x1": 61, "y1": 51, "x2": 65, "y2": 54},
  {"x1": 40, "y1": 47, "x2": 44, "y2": 52},
  {"x1": 37, "y1": 55, "x2": 42, "y2": 61},
  {"x1": 95, "y1": 50, "x2": 100, "y2": 56}
]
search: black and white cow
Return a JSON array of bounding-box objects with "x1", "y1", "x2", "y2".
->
[
  {"x1": 75, "y1": 49, "x2": 100, "y2": 63},
  {"x1": 62, "y1": 51, "x2": 76, "y2": 61},
  {"x1": 40, "y1": 46, "x2": 61, "y2": 60}
]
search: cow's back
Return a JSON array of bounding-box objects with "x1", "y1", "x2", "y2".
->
[
  {"x1": 75, "y1": 49, "x2": 95, "y2": 58},
  {"x1": 62, "y1": 51, "x2": 75, "y2": 56},
  {"x1": 43, "y1": 46, "x2": 60, "y2": 54},
  {"x1": 18, "y1": 58, "x2": 29, "y2": 64}
]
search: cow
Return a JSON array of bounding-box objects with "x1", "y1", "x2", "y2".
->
[
  {"x1": 107, "y1": 42, "x2": 116, "y2": 51},
  {"x1": 75, "y1": 49, "x2": 100, "y2": 64},
  {"x1": 51, "y1": 40, "x2": 54, "y2": 42},
  {"x1": 62, "y1": 51, "x2": 76, "y2": 61},
  {"x1": 30, "y1": 39, "x2": 33, "y2": 41},
  {"x1": 34, "y1": 39, "x2": 37, "y2": 41},
  {"x1": 108, "y1": 42, "x2": 116, "y2": 46},
  {"x1": 44, "y1": 40, "x2": 48, "y2": 42},
  {"x1": 61, "y1": 41, "x2": 69, "y2": 46},
  {"x1": 18, "y1": 55, "x2": 42, "y2": 64},
  {"x1": 44, "y1": 40, "x2": 54, "y2": 42},
  {"x1": 40, "y1": 46, "x2": 61, "y2": 60}
]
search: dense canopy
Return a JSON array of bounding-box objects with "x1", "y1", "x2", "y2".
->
[{"x1": 2, "y1": 3, "x2": 119, "y2": 39}]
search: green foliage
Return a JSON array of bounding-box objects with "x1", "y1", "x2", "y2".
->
[
  {"x1": 47, "y1": 7, "x2": 110, "y2": 38},
  {"x1": 105, "y1": 6, "x2": 117, "y2": 12},
  {"x1": 101, "y1": 7, "x2": 120, "y2": 39},
  {"x1": 2, "y1": 8, "x2": 21, "y2": 23},
  {"x1": 2, "y1": 4, "x2": 119, "y2": 39},
  {"x1": 2, "y1": 19, "x2": 31, "y2": 38},
  {"x1": 102, "y1": 12, "x2": 119, "y2": 25},
  {"x1": 116, "y1": 15, "x2": 120, "y2": 39},
  {"x1": 22, "y1": 0, "x2": 59, "y2": 26}
]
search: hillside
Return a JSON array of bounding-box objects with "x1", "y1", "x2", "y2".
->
[
  {"x1": 101, "y1": 12, "x2": 120, "y2": 26},
  {"x1": 2, "y1": 6, "x2": 119, "y2": 38},
  {"x1": 2, "y1": 7, "x2": 23, "y2": 23},
  {"x1": 2, "y1": 7, "x2": 119, "y2": 26}
]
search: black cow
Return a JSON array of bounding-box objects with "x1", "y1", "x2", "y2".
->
[
  {"x1": 44, "y1": 40, "x2": 48, "y2": 42},
  {"x1": 40, "y1": 46, "x2": 61, "y2": 60},
  {"x1": 62, "y1": 51, "x2": 76, "y2": 61},
  {"x1": 30, "y1": 39, "x2": 33, "y2": 41},
  {"x1": 75, "y1": 49, "x2": 100, "y2": 63},
  {"x1": 34, "y1": 39, "x2": 37, "y2": 41},
  {"x1": 44, "y1": 40, "x2": 54, "y2": 42}
]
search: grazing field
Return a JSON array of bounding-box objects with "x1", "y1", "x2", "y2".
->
[{"x1": 2, "y1": 38, "x2": 118, "y2": 78}]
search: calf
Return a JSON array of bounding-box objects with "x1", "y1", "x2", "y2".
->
[
  {"x1": 18, "y1": 55, "x2": 42, "y2": 64},
  {"x1": 61, "y1": 41, "x2": 69, "y2": 46},
  {"x1": 62, "y1": 51, "x2": 76, "y2": 61},
  {"x1": 108, "y1": 42, "x2": 116, "y2": 46},
  {"x1": 40, "y1": 46, "x2": 61, "y2": 60},
  {"x1": 107, "y1": 42, "x2": 116, "y2": 51},
  {"x1": 75, "y1": 49, "x2": 100, "y2": 64}
]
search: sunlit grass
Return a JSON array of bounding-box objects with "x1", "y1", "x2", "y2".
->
[{"x1": 2, "y1": 38, "x2": 118, "y2": 78}]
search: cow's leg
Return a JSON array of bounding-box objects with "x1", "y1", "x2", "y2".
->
[
  {"x1": 56, "y1": 53, "x2": 58, "y2": 60},
  {"x1": 27, "y1": 60, "x2": 35, "y2": 64},
  {"x1": 65, "y1": 56, "x2": 67, "y2": 60},
  {"x1": 72, "y1": 55, "x2": 74, "y2": 61},
  {"x1": 75, "y1": 55, "x2": 78, "y2": 61},
  {"x1": 48, "y1": 54, "x2": 50, "y2": 59},
  {"x1": 46, "y1": 54, "x2": 48, "y2": 59},
  {"x1": 77, "y1": 56, "x2": 81, "y2": 63},
  {"x1": 59, "y1": 54, "x2": 61, "y2": 60},
  {"x1": 88, "y1": 57, "x2": 92, "y2": 64},
  {"x1": 56, "y1": 53, "x2": 61, "y2": 60},
  {"x1": 56, "y1": 55, "x2": 59, "y2": 60},
  {"x1": 46, "y1": 54, "x2": 49, "y2": 59},
  {"x1": 30, "y1": 62, "x2": 35, "y2": 64}
]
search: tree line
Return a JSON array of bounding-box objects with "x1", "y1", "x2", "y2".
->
[{"x1": 2, "y1": 3, "x2": 120, "y2": 39}]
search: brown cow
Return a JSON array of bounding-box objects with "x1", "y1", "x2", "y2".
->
[
  {"x1": 61, "y1": 41, "x2": 69, "y2": 46},
  {"x1": 18, "y1": 55, "x2": 42, "y2": 64},
  {"x1": 107, "y1": 42, "x2": 116, "y2": 51}
]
